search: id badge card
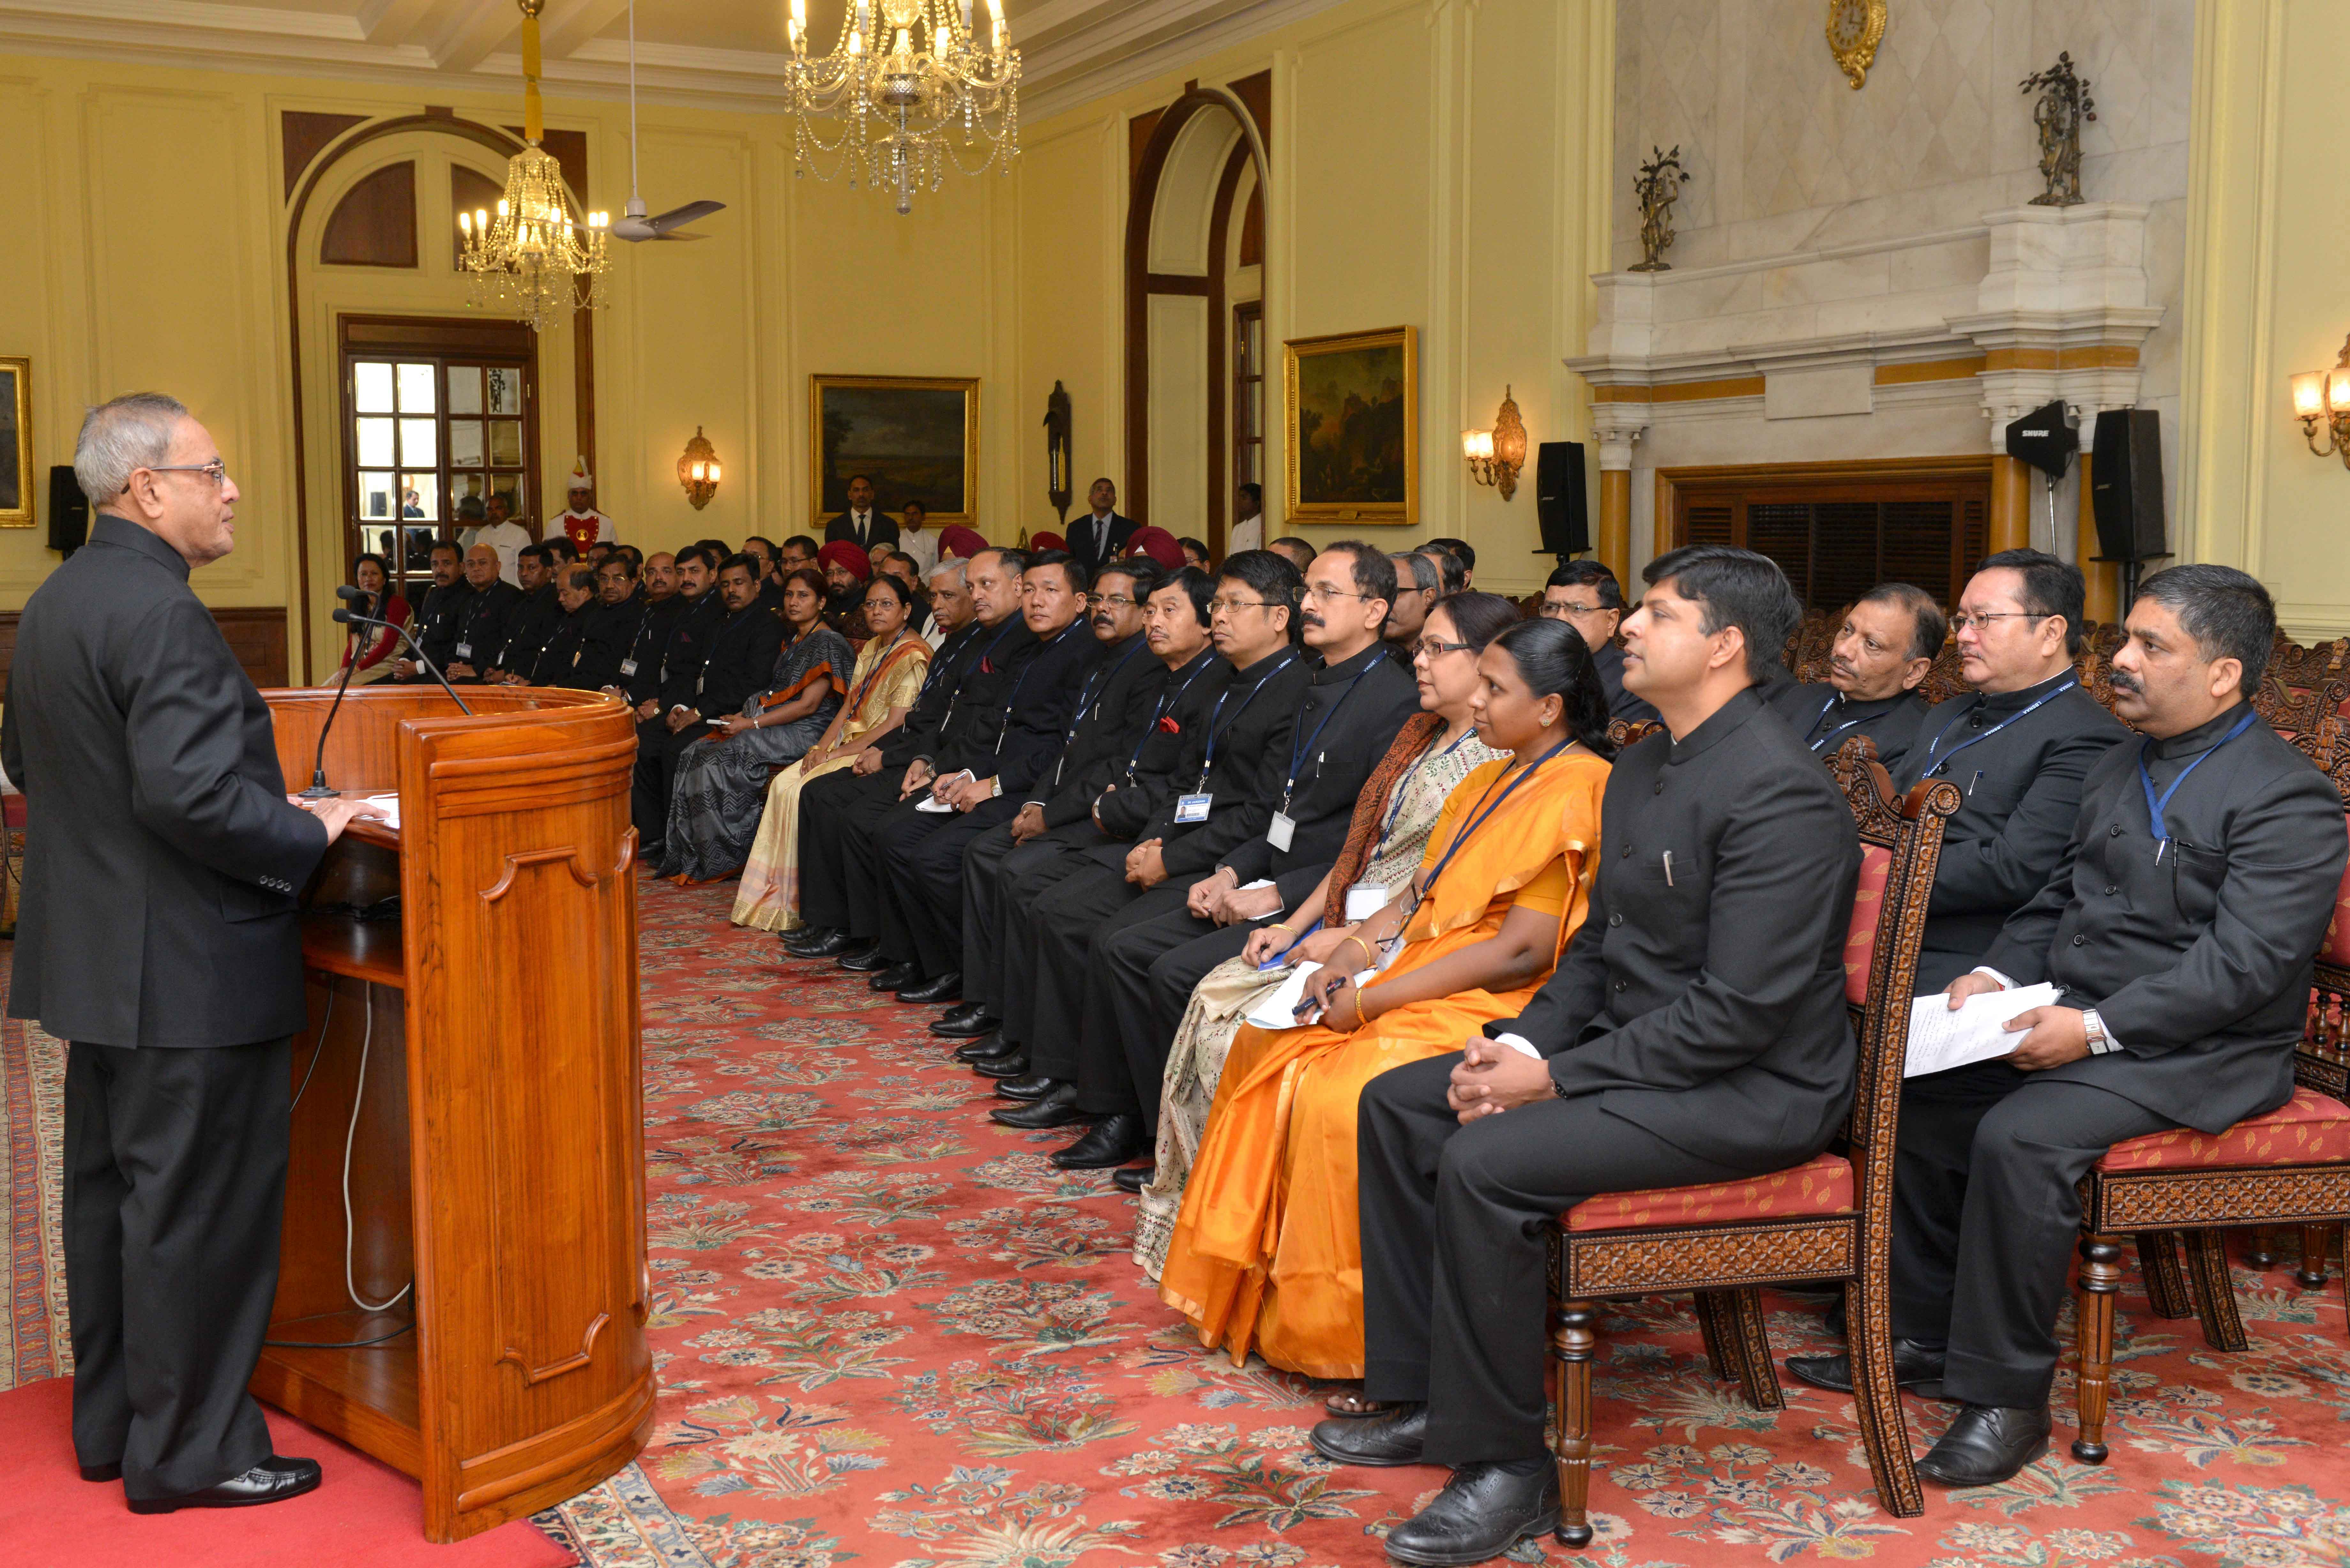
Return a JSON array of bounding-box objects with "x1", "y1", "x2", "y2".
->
[
  {"x1": 454, "y1": 641, "x2": 473, "y2": 660},
  {"x1": 1174, "y1": 793, "x2": 1212, "y2": 824},
  {"x1": 1344, "y1": 880, "x2": 1391, "y2": 923},
  {"x1": 1267, "y1": 811, "x2": 1297, "y2": 851},
  {"x1": 619, "y1": 657, "x2": 638, "y2": 677}
]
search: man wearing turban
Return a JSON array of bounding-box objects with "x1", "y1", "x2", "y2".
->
[{"x1": 817, "y1": 540, "x2": 872, "y2": 638}]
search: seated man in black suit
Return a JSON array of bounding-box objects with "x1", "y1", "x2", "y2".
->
[
  {"x1": 1792, "y1": 564, "x2": 2349, "y2": 1484},
  {"x1": 1317, "y1": 546, "x2": 1858, "y2": 1565},
  {"x1": 440, "y1": 543, "x2": 524, "y2": 683},
  {"x1": 631, "y1": 554, "x2": 784, "y2": 861},
  {"x1": 861, "y1": 550, "x2": 1100, "y2": 1001},
  {"x1": 489, "y1": 544, "x2": 561, "y2": 682},
  {"x1": 394, "y1": 540, "x2": 465, "y2": 682},
  {"x1": 1537, "y1": 559, "x2": 1657, "y2": 723},
  {"x1": 1762, "y1": 580, "x2": 1943, "y2": 768},
  {"x1": 1888, "y1": 550, "x2": 2125, "y2": 991}
]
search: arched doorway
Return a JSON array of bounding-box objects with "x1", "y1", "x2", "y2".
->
[{"x1": 1125, "y1": 80, "x2": 1268, "y2": 555}]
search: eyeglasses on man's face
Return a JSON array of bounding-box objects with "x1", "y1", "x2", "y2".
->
[
  {"x1": 1949, "y1": 610, "x2": 2049, "y2": 634},
  {"x1": 140, "y1": 460, "x2": 230, "y2": 488},
  {"x1": 1207, "y1": 597, "x2": 1282, "y2": 615},
  {"x1": 1085, "y1": 593, "x2": 1140, "y2": 610},
  {"x1": 1540, "y1": 598, "x2": 1604, "y2": 620},
  {"x1": 1300, "y1": 582, "x2": 1372, "y2": 605}
]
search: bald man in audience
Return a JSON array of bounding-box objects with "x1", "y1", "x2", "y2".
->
[
  {"x1": 1790, "y1": 564, "x2": 2348, "y2": 1486},
  {"x1": 1763, "y1": 582, "x2": 1942, "y2": 770},
  {"x1": 442, "y1": 543, "x2": 524, "y2": 683}
]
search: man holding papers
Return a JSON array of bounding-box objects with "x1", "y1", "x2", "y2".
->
[
  {"x1": 1790, "y1": 564, "x2": 2348, "y2": 1488},
  {"x1": 1317, "y1": 547, "x2": 1859, "y2": 1567}
]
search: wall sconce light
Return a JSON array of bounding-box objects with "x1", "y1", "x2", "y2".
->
[
  {"x1": 2290, "y1": 335, "x2": 2350, "y2": 469},
  {"x1": 1461, "y1": 385, "x2": 1528, "y2": 500},
  {"x1": 678, "y1": 426, "x2": 722, "y2": 509}
]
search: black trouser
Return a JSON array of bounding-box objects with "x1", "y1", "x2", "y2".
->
[
  {"x1": 962, "y1": 821, "x2": 1101, "y2": 1017},
  {"x1": 878, "y1": 797, "x2": 1021, "y2": 976},
  {"x1": 1020, "y1": 863, "x2": 1205, "y2": 1081},
  {"x1": 1889, "y1": 1074, "x2": 2171, "y2": 1408},
  {"x1": 795, "y1": 766, "x2": 907, "y2": 937},
  {"x1": 1082, "y1": 906, "x2": 1268, "y2": 1128},
  {"x1": 65, "y1": 1038, "x2": 292, "y2": 1500},
  {"x1": 1357, "y1": 1055, "x2": 1759, "y2": 1465},
  {"x1": 997, "y1": 841, "x2": 1129, "y2": 1055},
  {"x1": 631, "y1": 717, "x2": 698, "y2": 854}
]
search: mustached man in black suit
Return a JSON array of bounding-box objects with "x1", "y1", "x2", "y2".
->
[
  {"x1": 1536, "y1": 560, "x2": 1657, "y2": 724},
  {"x1": 1793, "y1": 565, "x2": 2349, "y2": 1486},
  {"x1": 1762, "y1": 581, "x2": 1943, "y2": 772},
  {"x1": 3, "y1": 395, "x2": 382, "y2": 1512},
  {"x1": 825, "y1": 473, "x2": 900, "y2": 554},
  {"x1": 1067, "y1": 476, "x2": 1138, "y2": 576},
  {"x1": 1318, "y1": 547, "x2": 1857, "y2": 1565}
]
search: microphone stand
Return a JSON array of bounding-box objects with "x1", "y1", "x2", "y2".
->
[
  {"x1": 301, "y1": 592, "x2": 369, "y2": 798},
  {"x1": 332, "y1": 608, "x2": 474, "y2": 717}
]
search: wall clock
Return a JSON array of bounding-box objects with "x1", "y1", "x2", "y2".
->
[{"x1": 1826, "y1": 0, "x2": 1885, "y2": 89}]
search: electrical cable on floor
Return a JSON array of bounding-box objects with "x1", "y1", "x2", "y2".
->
[
  {"x1": 264, "y1": 1319, "x2": 414, "y2": 1350},
  {"x1": 342, "y1": 980, "x2": 414, "y2": 1315}
]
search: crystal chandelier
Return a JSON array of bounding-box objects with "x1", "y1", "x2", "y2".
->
[
  {"x1": 458, "y1": 0, "x2": 610, "y2": 332},
  {"x1": 782, "y1": 0, "x2": 1021, "y2": 216}
]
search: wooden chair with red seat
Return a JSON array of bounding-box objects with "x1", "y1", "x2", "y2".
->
[
  {"x1": 1542, "y1": 740, "x2": 1961, "y2": 1548},
  {"x1": 2071, "y1": 749, "x2": 2350, "y2": 1463}
]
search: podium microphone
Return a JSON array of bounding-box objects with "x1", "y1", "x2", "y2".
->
[
  {"x1": 331, "y1": 603, "x2": 474, "y2": 718},
  {"x1": 299, "y1": 586, "x2": 374, "y2": 797}
]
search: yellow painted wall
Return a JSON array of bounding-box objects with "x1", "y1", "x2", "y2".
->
[
  {"x1": 2181, "y1": 0, "x2": 2350, "y2": 639},
  {"x1": 0, "y1": 54, "x2": 1021, "y2": 681}
]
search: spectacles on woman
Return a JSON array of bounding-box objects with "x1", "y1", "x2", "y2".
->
[{"x1": 1414, "y1": 637, "x2": 1473, "y2": 659}]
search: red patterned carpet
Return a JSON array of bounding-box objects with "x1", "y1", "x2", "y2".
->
[{"x1": 606, "y1": 878, "x2": 2350, "y2": 1568}]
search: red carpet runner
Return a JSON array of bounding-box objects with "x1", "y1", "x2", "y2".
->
[{"x1": 611, "y1": 878, "x2": 2350, "y2": 1566}]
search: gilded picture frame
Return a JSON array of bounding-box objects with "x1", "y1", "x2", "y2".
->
[
  {"x1": 0, "y1": 358, "x2": 30, "y2": 528},
  {"x1": 1284, "y1": 325, "x2": 1417, "y2": 527},
  {"x1": 810, "y1": 375, "x2": 981, "y2": 526}
]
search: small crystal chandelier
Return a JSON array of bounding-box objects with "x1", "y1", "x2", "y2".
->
[
  {"x1": 458, "y1": 0, "x2": 610, "y2": 332},
  {"x1": 782, "y1": 0, "x2": 1021, "y2": 216}
]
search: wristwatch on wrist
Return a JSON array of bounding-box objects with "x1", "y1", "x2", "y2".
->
[{"x1": 2082, "y1": 1007, "x2": 2117, "y2": 1055}]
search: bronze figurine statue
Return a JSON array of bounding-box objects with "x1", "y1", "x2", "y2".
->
[
  {"x1": 1631, "y1": 145, "x2": 1691, "y2": 272},
  {"x1": 2021, "y1": 53, "x2": 2096, "y2": 207}
]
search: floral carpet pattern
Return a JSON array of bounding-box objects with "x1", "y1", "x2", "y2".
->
[{"x1": 587, "y1": 878, "x2": 2350, "y2": 1568}]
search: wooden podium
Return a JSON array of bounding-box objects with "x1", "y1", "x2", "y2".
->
[{"x1": 260, "y1": 684, "x2": 651, "y2": 1541}]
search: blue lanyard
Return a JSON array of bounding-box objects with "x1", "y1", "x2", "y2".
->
[
  {"x1": 2139, "y1": 708, "x2": 2260, "y2": 852},
  {"x1": 1125, "y1": 656, "x2": 1217, "y2": 777},
  {"x1": 1806, "y1": 692, "x2": 1875, "y2": 754},
  {"x1": 1377, "y1": 729, "x2": 1478, "y2": 843},
  {"x1": 1407, "y1": 739, "x2": 1575, "y2": 918},
  {"x1": 1283, "y1": 662, "x2": 1377, "y2": 805},
  {"x1": 1919, "y1": 679, "x2": 2077, "y2": 778},
  {"x1": 1197, "y1": 653, "x2": 1298, "y2": 787}
]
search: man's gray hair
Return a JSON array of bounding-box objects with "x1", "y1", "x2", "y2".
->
[
  {"x1": 76, "y1": 393, "x2": 189, "y2": 505},
  {"x1": 927, "y1": 557, "x2": 967, "y2": 585}
]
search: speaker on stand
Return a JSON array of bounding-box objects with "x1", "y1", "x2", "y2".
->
[
  {"x1": 2004, "y1": 399, "x2": 2079, "y2": 552},
  {"x1": 2088, "y1": 409, "x2": 2169, "y2": 605},
  {"x1": 1533, "y1": 441, "x2": 1589, "y2": 564}
]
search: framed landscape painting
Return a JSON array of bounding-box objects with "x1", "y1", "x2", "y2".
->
[
  {"x1": 1284, "y1": 326, "x2": 1416, "y2": 527},
  {"x1": 810, "y1": 375, "x2": 979, "y2": 524},
  {"x1": 0, "y1": 358, "x2": 29, "y2": 527}
]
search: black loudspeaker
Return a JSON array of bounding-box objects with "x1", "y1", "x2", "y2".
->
[
  {"x1": 1534, "y1": 441, "x2": 1589, "y2": 556},
  {"x1": 2004, "y1": 399, "x2": 2078, "y2": 477},
  {"x1": 2090, "y1": 408, "x2": 2167, "y2": 563},
  {"x1": 47, "y1": 467, "x2": 88, "y2": 558}
]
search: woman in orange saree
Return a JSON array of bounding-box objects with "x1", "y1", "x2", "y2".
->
[{"x1": 1159, "y1": 617, "x2": 1616, "y2": 1378}]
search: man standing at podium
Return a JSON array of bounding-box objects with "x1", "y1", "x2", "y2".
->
[{"x1": 3, "y1": 393, "x2": 374, "y2": 1513}]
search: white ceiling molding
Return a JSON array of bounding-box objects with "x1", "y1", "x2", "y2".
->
[{"x1": 0, "y1": 0, "x2": 1346, "y2": 122}]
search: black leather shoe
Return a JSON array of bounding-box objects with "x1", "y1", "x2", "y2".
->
[
  {"x1": 1785, "y1": 1338, "x2": 1948, "y2": 1398},
  {"x1": 1309, "y1": 1404, "x2": 1428, "y2": 1467},
  {"x1": 954, "y1": 1032, "x2": 1015, "y2": 1063},
  {"x1": 126, "y1": 1455, "x2": 323, "y2": 1514},
  {"x1": 1915, "y1": 1403, "x2": 2052, "y2": 1488},
  {"x1": 80, "y1": 1461, "x2": 122, "y2": 1483},
  {"x1": 898, "y1": 970, "x2": 962, "y2": 1004},
  {"x1": 930, "y1": 1005, "x2": 1000, "y2": 1037},
  {"x1": 1112, "y1": 1165, "x2": 1152, "y2": 1195},
  {"x1": 971, "y1": 1052, "x2": 1031, "y2": 1081},
  {"x1": 994, "y1": 1073, "x2": 1063, "y2": 1102},
  {"x1": 1051, "y1": 1114, "x2": 1146, "y2": 1169},
  {"x1": 1383, "y1": 1461, "x2": 1560, "y2": 1566},
  {"x1": 867, "y1": 961, "x2": 920, "y2": 991},
  {"x1": 835, "y1": 942, "x2": 887, "y2": 972},
  {"x1": 784, "y1": 927, "x2": 850, "y2": 957},
  {"x1": 990, "y1": 1084, "x2": 1089, "y2": 1129}
]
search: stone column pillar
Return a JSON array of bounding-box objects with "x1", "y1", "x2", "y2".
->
[{"x1": 1591, "y1": 406, "x2": 1647, "y2": 583}]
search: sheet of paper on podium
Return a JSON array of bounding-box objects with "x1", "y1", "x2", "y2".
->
[{"x1": 1903, "y1": 983, "x2": 2061, "y2": 1078}]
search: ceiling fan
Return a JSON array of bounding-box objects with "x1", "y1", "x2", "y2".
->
[{"x1": 609, "y1": 0, "x2": 724, "y2": 242}]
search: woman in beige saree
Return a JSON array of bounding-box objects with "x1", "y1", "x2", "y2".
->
[
  {"x1": 1133, "y1": 592, "x2": 1521, "y2": 1278},
  {"x1": 731, "y1": 575, "x2": 929, "y2": 931}
]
